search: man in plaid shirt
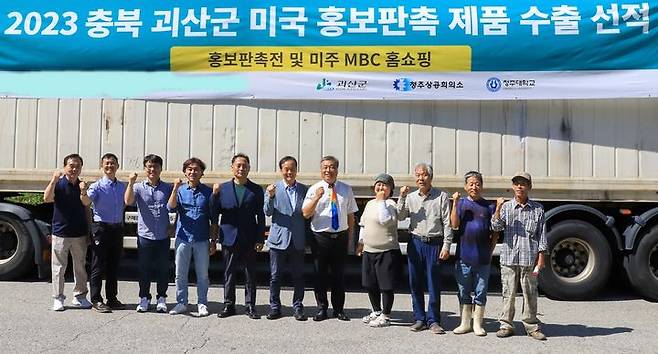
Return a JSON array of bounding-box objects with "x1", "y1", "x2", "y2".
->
[{"x1": 491, "y1": 171, "x2": 547, "y2": 341}]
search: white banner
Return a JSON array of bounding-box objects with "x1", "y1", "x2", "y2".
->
[{"x1": 2, "y1": 70, "x2": 658, "y2": 100}]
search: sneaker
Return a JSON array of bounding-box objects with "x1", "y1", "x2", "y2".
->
[
  {"x1": 156, "y1": 297, "x2": 167, "y2": 313},
  {"x1": 71, "y1": 297, "x2": 92, "y2": 309},
  {"x1": 92, "y1": 302, "x2": 112, "y2": 313},
  {"x1": 528, "y1": 330, "x2": 547, "y2": 341},
  {"x1": 197, "y1": 304, "x2": 209, "y2": 317},
  {"x1": 169, "y1": 303, "x2": 188, "y2": 315},
  {"x1": 410, "y1": 321, "x2": 427, "y2": 332},
  {"x1": 496, "y1": 327, "x2": 515, "y2": 338},
  {"x1": 53, "y1": 298, "x2": 65, "y2": 312},
  {"x1": 136, "y1": 297, "x2": 150, "y2": 313},
  {"x1": 362, "y1": 311, "x2": 381, "y2": 324},
  {"x1": 368, "y1": 314, "x2": 391, "y2": 328},
  {"x1": 429, "y1": 323, "x2": 446, "y2": 334}
]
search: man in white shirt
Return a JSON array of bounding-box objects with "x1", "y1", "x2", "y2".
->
[{"x1": 302, "y1": 156, "x2": 358, "y2": 322}]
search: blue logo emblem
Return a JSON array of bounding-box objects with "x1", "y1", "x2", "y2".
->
[
  {"x1": 393, "y1": 78, "x2": 412, "y2": 91},
  {"x1": 486, "y1": 77, "x2": 502, "y2": 92},
  {"x1": 316, "y1": 78, "x2": 332, "y2": 91}
]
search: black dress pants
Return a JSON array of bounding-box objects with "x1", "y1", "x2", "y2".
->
[
  {"x1": 90, "y1": 222, "x2": 123, "y2": 303},
  {"x1": 310, "y1": 231, "x2": 348, "y2": 313}
]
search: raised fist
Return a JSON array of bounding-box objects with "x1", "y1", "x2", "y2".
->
[
  {"x1": 212, "y1": 183, "x2": 220, "y2": 195},
  {"x1": 79, "y1": 181, "x2": 88, "y2": 191},
  {"x1": 173, "y1": 178, "x2": 182, "y2": 189},
  {"x1": 315, "y1": 186, "x2": 325, "y2": 200},
  {"x1": 496, "y1": 197, "x2": 506, "y2": 208},
  {"x1": 375, "y1": 189, "x2": 387, "y2": 200},
  {"x1": 128, "y1": 172, "x2": 138, "y2": 183},
  {"x1": 266, "y1": 184, "x2": 276, "y2": 198},
  {"x1": 400, "y1": 186, "x2": 410, "y2": 198},
  {"x1": 452, "y1": 191, "x2": 461, "y2": 200},
  {"x1": 52, "y1": 170, "x2": 63, "y2": 181}
]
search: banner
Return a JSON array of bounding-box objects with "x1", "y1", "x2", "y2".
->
[{"x1": 0, "y1": 1, "x2": 656, "y2": 99}]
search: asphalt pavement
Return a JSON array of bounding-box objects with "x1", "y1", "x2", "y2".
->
[{"x1": 0, "y1": 278, "x2": 655, "y2": 354}]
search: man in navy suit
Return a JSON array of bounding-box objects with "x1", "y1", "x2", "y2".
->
[
  {"x1": 264, "y1": 156, "x2": 309, "y2": 321},
  {"x1": 214, "y1": 153, "x2": 265, "y2": 319}
]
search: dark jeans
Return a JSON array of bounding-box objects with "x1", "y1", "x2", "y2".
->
[
  {"x1": 90, "y1": 222, "x2": 123, "y2": 303},
  {"x1": 138, "y1": 237, "x2": 170, "y2": 300},
  {"x1": 223, "y1": 244, "x2": 257, "y2": 307},
  {"x1": 407, "y1": 236, "x2": 442, "y2": 325},
  {"x1": 310, "y1": 231, "x2": 348, "y2": 313},
  {"x1": 269, "y1": 245, "x2": 305, "y2": 311}
]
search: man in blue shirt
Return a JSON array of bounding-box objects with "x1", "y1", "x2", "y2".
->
[
  {"x1": 450, "y1": 171, "x2": 498, "y2": 336},
  {"x1": 264, "y1": 156, "x2": 309, "y2": 321},
  {"x1": 81, "y1": 153, "x2": 127, "y2": 313},
  {"x1": 125, "y1": 154, "x2": 173, "y2": 313},
  {"x1": 43, "y1": 153, "x2": 92, "y2": 312},
  {"x1": 167, "y1": 157, "x2": 218, "y2": 317}
]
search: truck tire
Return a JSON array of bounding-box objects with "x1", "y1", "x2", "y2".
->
[
  {"x1": 625, "y1": 227, "x2": 658, "y2": 301},
  {"x1": 0, "y1": 213, "x2": 34, "y2": 280},
  {"x1": 539, "y1": 220, "x2": 612, "y2": 300}
]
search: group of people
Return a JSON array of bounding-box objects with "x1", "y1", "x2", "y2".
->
[{"x1": 45, "y1": 152, "x2": 547, "y2": 341}]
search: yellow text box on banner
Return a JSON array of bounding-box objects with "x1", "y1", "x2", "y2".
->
[{"x1": 170, "y1": 46, "x2": 471, "y2": 72}]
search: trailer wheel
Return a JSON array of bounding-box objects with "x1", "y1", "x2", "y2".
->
[
  {"x1": 0, "y1": 213, "x2": 33, "y2": 280},
  {"x1": 625, "y1": 227, "x2": 658, "y2": 301},
  {"x1": 539, "y1": 220, "x2": 612, "y2": 300}
]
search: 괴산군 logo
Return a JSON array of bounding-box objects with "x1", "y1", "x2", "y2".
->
[{"x1": 486, "y1": 77, "x2": 502, "y2": 92}]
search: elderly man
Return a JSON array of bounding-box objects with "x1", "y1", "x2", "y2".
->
[
  {"x1": 492, "y1": 172, "x2": 547, "y2": 341},
  {"x1": 397, "y1": 163, "x2": 452, "y2": 334},
  {"x1": 302, "y1": 155, "x2": 358, "y2": 322}
]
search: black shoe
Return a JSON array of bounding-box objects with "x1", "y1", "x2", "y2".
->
[
  {"x1": 92, "y1": 302, "x2": 112, "y2": 313},
  {"x1": 266, "y1": 309, "x2": 282, "y2": 320},
  {"x1": 294, "y1": 309, "x2": 307, "y2": 321},
  {"x1": 106, "y1": 299, "x2": 125, "y2": 310},
  {"x1": 245, "y1": 306, "x2": 260, "y2": 320},
  {"x1": 333, "y1": 311, "x2": 350, "y2": 321},
  {"x1": 313, "y1": 310, "x2": 328, "y2": 322},
  {"x1": 217, "y1": 306, "x2": 235, "y2": 318}
]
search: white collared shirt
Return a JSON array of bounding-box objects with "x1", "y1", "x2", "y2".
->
[{"x1": 303, "y1": 180, "x2": 358, "y2": 232}]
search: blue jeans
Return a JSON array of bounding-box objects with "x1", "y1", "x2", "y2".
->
[
  {"x1": 454, "y1": 259, "x2": 491, "y2": 306},
  {"x1": 138, "y1": 237, "x2": 170, "y2": 300},
  {"x1": 407, "y1": 236, "x2": 442, "y2": 325},
  {"x1": 174, "y1": 238, "x2": 209, "y2": 305}
]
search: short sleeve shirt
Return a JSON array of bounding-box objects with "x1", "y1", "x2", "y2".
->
[
  {"x1": 133, "y1": 180, "x2": 173, "y2": 240},
  {"x1": 303, "y1": 180, "x2": 358, "y2": 233},
  {"x1": 52, "y1": 177, "x2": 88, "y2": 238}
]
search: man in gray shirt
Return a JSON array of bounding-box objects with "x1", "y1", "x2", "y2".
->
[{"x1": 397, "y1": 162, "x2": 452, "y2": 334}]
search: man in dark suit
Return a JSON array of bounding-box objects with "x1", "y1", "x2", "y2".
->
[
  {"x1": 264, "y1": 156, "x2": 309, "y2": 321},
  {"x1": 214, "y1": 153, "x2": 265, "y2": 319}
]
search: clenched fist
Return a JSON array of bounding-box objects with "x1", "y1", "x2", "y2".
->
[
  {"x1": 212, "y1": 183, "x2": 220, "y2": 195},
  {"x1": 314, "y1": 186, "x2": 325, "y2": 200},
  {"x1": 173, "y1": 178, "x2": 182, "y2": 189},
  {"x1": 266, "y1": 184, "x2": 276, "y2": 198},
  {"x1": 452, "y1": 191, "x2": 461, "y2": 200},
  {"x1": 128, "y1": 172, "x2": 138, "y2": 184},
  {"x1": 400, "y1": 186, "x2": 410, "y2": 198}
]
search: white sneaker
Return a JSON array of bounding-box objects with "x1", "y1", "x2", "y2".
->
[
  {"x1": 169, "y1": 303, "x2": 187, "y2": 315},
  {"x1": 368, "y1": 314, "x2": 391, "y2": 328},
  {"x1": 362, "y1": 311, "x2": 381, "y2": 324},
  {"x1": 197, "y1": 304, "x2": 209, "y2": 317},
  {"x1": 136, "y1": 297, "x2": 150, "y2": 313},
  {"x1": 71, "y1": 297, "x2": 92, "y2": 309},
  {"x1": 53, "y1": 298, "x2": 65, "y2": 311},
  {"x1": 156, "y1": 297, "x2": 167, "y2": 313}
]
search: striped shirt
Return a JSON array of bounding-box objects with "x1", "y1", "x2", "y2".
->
[{"x1": 491, "y1": 198, "x2": 547, "y2": 267}]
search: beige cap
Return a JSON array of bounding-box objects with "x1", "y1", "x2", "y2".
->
[{"x1": 512, "y1": 171, "x2": 532, "y2": 183}]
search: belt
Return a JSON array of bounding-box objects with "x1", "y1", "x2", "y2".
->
[
  {"x1": 94, "y1": 221, "x2": 123, "y2": 228},
  {"x1": 314, "y1": 231, "x2": 347, "y2": 239},
  {"x1": 412, "y1": 234, "x2": 442, "y2": 244}
]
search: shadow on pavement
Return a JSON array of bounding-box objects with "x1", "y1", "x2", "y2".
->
[{"x1": 542, "y1": 323, "x2": 633, "y2": 337}]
